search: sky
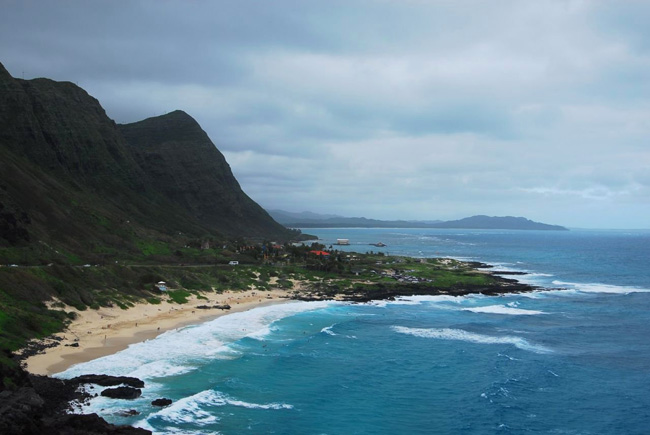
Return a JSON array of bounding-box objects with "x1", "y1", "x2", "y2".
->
[{"x1": 1, "y1": 0, "x2": 649, "y2": 229}]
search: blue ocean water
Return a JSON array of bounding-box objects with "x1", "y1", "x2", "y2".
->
[{"x1": 59, "y1": 228, "x2": 650, "y2": 434}]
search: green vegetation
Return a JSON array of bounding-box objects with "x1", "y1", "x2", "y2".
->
[
  {"x1": 166, "y1": 289, "x2": 192, "y2": 304},
  {"x1": 0, "y1": 238, "x2": 521, "y2": 384},
  {"x1": 136, "y1": 240, "x2": 172, "y2": 257}
]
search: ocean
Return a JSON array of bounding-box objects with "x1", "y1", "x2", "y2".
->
[{"x1": 59, "y1": 228, "x2": 650, "y2": 434}]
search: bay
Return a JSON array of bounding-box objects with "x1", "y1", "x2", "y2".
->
[{"x1": 60, "y1": 228, "x2": 650, "y2": 434}]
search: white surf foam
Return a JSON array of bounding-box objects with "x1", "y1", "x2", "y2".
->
[
  {"x1": 321, "y1": 325, "x2": 337, "y2": 336},
  {"x1": 462, "y1": 304, "x2": 547, "y2": 316},
  {"x1": 146, "y1": 389, "x2": 292, "y2": 428},
  {"x1": 552, "y1": 280, "x2": 650, "y2": 294},
  {"x1": 399, "y1": 295, "x2": 469, "y2": 304},
  {"x1": 392, "y1": 326, "x2": 551, "y2": 354},
  {"x1": 57, "y1": 300, "x2": 335, "y2": 381},
  {"x1": 147, "y1": 390, "x2": 222, "y2": 426}
]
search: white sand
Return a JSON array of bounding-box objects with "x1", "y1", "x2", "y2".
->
[{"x1": 23, "y1": 288, "x2": 293, "y2": 376}]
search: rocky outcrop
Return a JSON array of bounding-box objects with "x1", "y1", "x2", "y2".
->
[
  {"x1": 100, "y1": 386, "x2": 142, "y2": 400},
  {"x1": 41, "y1": 413, "x2": 150, "y2": 435},
  {"x1": 0, "y1": 366, "x2": 150, "y2": 434},
  {"x1": 151, "y1": 398, "x2": 172, "y2": 407},
  {"x1": 71, "y1": 375, "x2": 144, "y2": 389}
]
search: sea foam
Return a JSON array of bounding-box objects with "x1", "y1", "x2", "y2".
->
[
  {"x1": 552, "y1": 280, "x2": 650, "y2": 294},
  {"x1": 57, "y1": 300, "x2": 334, "y2": 381},
  {"x1": 392, "y1": 326, "x2": 551, "y2": 354},
  {"x1": 139, "y1": 389, "x2": 293, "y2": 432},
  {"x1": 462, "y1": 304, "x2": 547, "y2": 315}
]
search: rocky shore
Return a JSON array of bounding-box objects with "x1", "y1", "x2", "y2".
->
[
  {"x1": 0, "y1": 359, "x2": 150, "y2": 434},
  {"x1": 293, "y1": 265, "x2": 537, "y2": 303}
]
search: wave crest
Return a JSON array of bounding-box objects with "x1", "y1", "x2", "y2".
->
[
  {"x1": 552, "y1": 280, "x2": 650, "y2": 294},
  {"x1": 392, "y1": 326, "x2": 551, "y2": 353},
  {"x1": 462, "y1": 305, "x2": 547, "y2": 316},
  {"x1": 147, "y1": 389, "x2": 292, "y2": 427}
]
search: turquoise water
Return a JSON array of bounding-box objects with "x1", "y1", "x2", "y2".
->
[{"x1": 59, "y1": 229, "x2": 650, "y2": 434}]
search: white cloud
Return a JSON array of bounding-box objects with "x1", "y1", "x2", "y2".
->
[{"x1": 1, "y1": 0, "x2": 649, "y2": 228}]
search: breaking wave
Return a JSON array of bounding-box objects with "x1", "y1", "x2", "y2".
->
[
  {"x1": 392, "y1": 326, "x2": 551, "y2": 354},
  {"x1": 552, "y1": 280, "x2": 650, "y2": 294},
  {"x1": 462, "y1": 304, "x2": 547, "y2": 315}
]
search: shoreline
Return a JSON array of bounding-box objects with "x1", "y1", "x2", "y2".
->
[
  {"x1": 22, "y1": 288, "x2": 294, "y2": 376},
  {"x1": 20, "y1": 264, "x2": 536, "y2": 377}
]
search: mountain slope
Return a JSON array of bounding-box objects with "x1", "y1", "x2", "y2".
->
[
  {"x1": 430, "y1": 215, "x2": 568, "y2": 230},
  {"x1": 119, "y1": 111, "x2": 288, "y2": 238},
  {"x1": 0, "y1": 61, "x2": 292, "y2": 264}
]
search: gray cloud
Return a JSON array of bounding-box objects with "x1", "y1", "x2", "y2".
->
[{"x1": 1, "y1": 0, "x2": 649, "y2": 228}]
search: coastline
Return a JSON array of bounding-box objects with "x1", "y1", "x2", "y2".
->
[
  {"x1": 22, "y1": 288, "x2": 294, "y2": 376},
  {"x1": 20, "y1": 263, "x2": 535, "y2": 377}
]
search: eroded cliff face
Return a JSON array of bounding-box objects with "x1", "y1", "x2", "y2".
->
[
  {"x1": 0, "y1": 61, "x2": 290, "y2": 254},
  {"x1": 120, "y1": 110, "x2": 289, "y2": 238},
  {"x1": 0, "y1": 63, "x2": 145, "y2": 193}
]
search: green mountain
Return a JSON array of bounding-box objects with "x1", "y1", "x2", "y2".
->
[
  {"x1": 120, "y1": 110, "x2": 285, "y2": 238},
  {"x1": 0, "y1": 61, "x2": 293, "y2": 266},
  {"x1": 429, "y1": 215, "x2": 568, "y2": 231}
]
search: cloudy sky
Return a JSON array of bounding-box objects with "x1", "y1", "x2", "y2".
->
[{"x1": 1, "y1": 0, "x2": 649, "y2": 228}]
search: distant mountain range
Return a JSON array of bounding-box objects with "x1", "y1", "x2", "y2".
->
[{"x1": 268, "y1": 210, "x2": 568, "y2": 231}]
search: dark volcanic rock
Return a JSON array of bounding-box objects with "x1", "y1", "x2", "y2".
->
[
  {"x1": 151, "y1": 398, "x2": 172, "y2": 407},
  {"x1": 101, "y1": 387, "x2": 142, "y2": 400},
  {"x1": 72, "y1": 374, "x2": 145, "y2": 389},
  {"x1": 0, "y1": 363, "x2": 150, "y2": 434},
  {"x1": 117, "y1": 409, "x2": 140, "y2": 417},
  {"x1": 0, "y1": 387, "x2": 45, "y2": 435},
  {"x1": 42, "y1": 413, "x2": 150, "y2": 434},
  {"x1": 197, "y1": 304, "x2": 231, "y2": 310}
]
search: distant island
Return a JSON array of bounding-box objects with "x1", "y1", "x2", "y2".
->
[{"x1": 268, "y1": 210, "x2": 569, "y2": 231}]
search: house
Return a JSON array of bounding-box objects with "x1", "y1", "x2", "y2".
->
[
  {"x1": 156, "y1": 281, "x2": 168, "y2": 291},
  {"x1": 309, "y1": 250, "x2": 331, "y2": 257}
]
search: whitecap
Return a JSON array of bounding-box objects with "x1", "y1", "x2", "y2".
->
[
  {"x1": 552, "y1": 280, "x2": 650, "y2": 294},
  {"x1": 388, "y1": 294, "x2": 475, "y2": 306},
  {"x1": 146, "y1": 389, "x2": 292, "y2": 428},
  {"x1": 497, "y1": 353, "x2": 520, "y2": 361},
  {"x1": 150, "y1": 391, "x2": 220, "y2": 426},
  {"x1": 392, "y1": 326, "x2": 551, "y2": 354},
  {"x1": 462, "y1": 305, "x2": 547, "y2": 316},
  {"x1": 321, "y1": 325, "x2": 337, "y2": 336}
]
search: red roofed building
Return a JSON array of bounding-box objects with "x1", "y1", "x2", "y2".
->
[{"x1": 309, "y1": 250, "x2": 330, "y2": 257}]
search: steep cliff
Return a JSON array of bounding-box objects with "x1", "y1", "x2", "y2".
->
[
  {"x1": 0, "y1": 61, "x2": 291, "y2": 263},
  {"x1": 120, "y1": 111, "x2": 288, "y2": 238}
]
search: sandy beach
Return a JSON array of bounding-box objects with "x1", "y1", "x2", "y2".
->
[{"x1": 23, "y1": 288, "x2": 294, "y2": 376}]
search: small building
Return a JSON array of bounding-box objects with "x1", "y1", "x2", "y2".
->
[
  {"x1": 229, "y1": 260, "x2": 239, "y2": 266},
  {"x1": 309, "y1": 250, "x2": 331, "y2": 257},
  {"x1": 156, "y1": 281, "x2": 168, "y2": 292}
]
